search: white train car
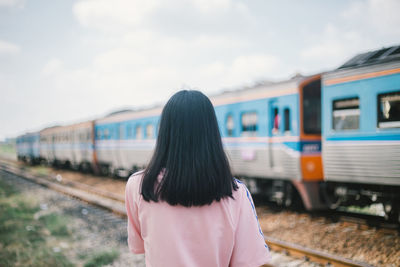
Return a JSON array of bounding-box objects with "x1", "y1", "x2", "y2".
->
[{"x1": 39, "y1": 121, "x2": 95, "y2": 170}]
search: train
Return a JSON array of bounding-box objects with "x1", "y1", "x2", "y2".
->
[{"x1": 16, "y1": 45, "x2": 400, "y2": 221}]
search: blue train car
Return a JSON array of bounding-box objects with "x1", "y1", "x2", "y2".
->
[
  {"x1": 321, "y1": 45, "x2": 400, "y2": 220},
  {"x1": 211, "y1": 75, "x2": 324, "y2": 209},
  {"x1": 94, "y1": 75, "x2": 326, "y2": 210},
  {"x1": 16, "y1": 132, "x2": 40, "y2": 164},
  {"x1": 94, "y1": 108, "x2": 160, "y2": 176}
]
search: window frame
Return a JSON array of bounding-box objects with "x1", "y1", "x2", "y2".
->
[
  {"x1": 226, "y1": 114, "x2": 235, "y2": 137},
  {"x1": 241, "y1": 111, "x2": 258, "y2": 136},
  {"x1": 283, "y1": 107, "x2": 291, "y2": 133},
  {"x1": 377, "y1": 90, "x2": 400, "y2": 129},
  {"x1": 332, "y1": 96, "x2": 360, "y2": 131},
  {"x1": 145, "y1": 123, "x2": 154, "y2": 139},
  {"x1": 135, "y1": 125, "x2": 142, "y2": 140}
]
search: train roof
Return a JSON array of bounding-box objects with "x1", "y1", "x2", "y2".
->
[
  {"x1": 338, "y1": 45, "x2": 400, "y2": 70},
  {"x1": 16, "y1": 132, "x2": 40, "y2": 138},
  {"x1": 39, "y1": 120, "x2": 93, "y2": 134},
  {"x1": 210, "y1": 74, "x2": 317, "y2": 106},
  {"x1": 323, "y1": 45, "x2": 400, "y2": 85},
  {"x1": 96, "y1": 106, "x2": 162, "y2": 124},
  {"x1": 96, "y1": 74, "x2": 319, "y2": 124}
]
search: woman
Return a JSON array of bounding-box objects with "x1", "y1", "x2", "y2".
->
[{"x1": 125, "y1": 90, "x2": 270, "y2": 267}]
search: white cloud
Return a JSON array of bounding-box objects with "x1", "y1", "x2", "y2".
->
[
  {"x1": 341, "y1": 0, "x2": 400, "y2": 37},
  {"x1": 369, "y1": 0, "x2": 400, "y2": 36},
  {"x1": 222, "y1": 54, "x2": 282, "y2": 86},
  {"x1": 299, "y1": 0, "x2": 400, "y2": 72},
  {"x1": 0, "y1": 40, "x2": 20, "y2": 55},
  {"x1": 0, "y1": 0, "x2": 24, "y2": 8},
  {"x1": 72, "y1": 0, "x2": 250, "y2": 35},
  {"x1": 73, "y1": 0, "x2": 160, "y2": 30},
  {"x1": 300, "y1": 24, "x2": 366, "y2": 68},
  {"x1": 191, "y1": 0, "x2": 231, "y2": 13},
  {"x1": 42, "y1": 58, "x2": 63, "y2": 76}
]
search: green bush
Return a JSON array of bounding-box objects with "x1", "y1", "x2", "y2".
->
[{"x1": 84, "y1": 250, "x2": 119, "y2": 267}]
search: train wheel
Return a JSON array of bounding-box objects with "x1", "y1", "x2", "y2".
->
[
  {"x1": 386, "y1": 203, "x2": 400, "y2": 224},
  {"x1": 320, "y1": 183, "x2": 341, "y2": 209},
  {"x1": 286, "y1": 183, "x2": 304, "y2": 210}
]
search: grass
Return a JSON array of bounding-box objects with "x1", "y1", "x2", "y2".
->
[
  {"x1": 84, "y1": 250, "x2": 119, "y2": 267},
  {"x1": 31, "y1": 165, "x2": 50, "y2": 176},
  {"x1": 0, "y1": 179, "x2": 74, "y2": 267},
  {"x1": 39, "y1": 214, "x2": 70, "y2": 236},
  {"x1": 0, "y1": 143, "x2": 16, "y2": 160},
  {"x1": 0, "y1": 142, "x2": 16, "y2": 155}
]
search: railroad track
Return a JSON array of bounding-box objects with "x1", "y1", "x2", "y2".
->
[{"x1": 0, "y1": 160, "x2": 375, "y2": 267}]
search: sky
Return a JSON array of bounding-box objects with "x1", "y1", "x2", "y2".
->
[{"x1": 0, "y1": 0, "x2": 399, "y2": 140}]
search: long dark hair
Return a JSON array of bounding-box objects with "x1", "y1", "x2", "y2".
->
[{"x1": 141, "y1": 90, "x2": 238, "y2": 207}]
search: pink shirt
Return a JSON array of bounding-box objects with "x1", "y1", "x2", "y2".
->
[{"x1": 125, "y1": 172, "x2": 271, "y2": 267}]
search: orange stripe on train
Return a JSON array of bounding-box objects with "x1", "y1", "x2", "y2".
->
[{"x1": 324, "y1": 68, "x2": 400, "y2": 86}]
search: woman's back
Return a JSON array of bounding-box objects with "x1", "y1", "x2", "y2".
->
[
  {"x1": 125, "y1": 90, "x2": 270, "y2": 266},
  {"x1": 126, "y1": 172, "x2": 270, "y2": 267}
]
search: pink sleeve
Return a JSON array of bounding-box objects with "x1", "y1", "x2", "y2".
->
[
  {"x1": 230, "y1": 182, "x2": 271, "y2": 267},
  {"x1": 125, "y1": 176, "x2": 145, "y2": 254}
]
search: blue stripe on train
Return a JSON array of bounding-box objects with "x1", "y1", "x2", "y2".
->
[{"x1": 325, "y1": 134, "x2": 400, "y2": 141}]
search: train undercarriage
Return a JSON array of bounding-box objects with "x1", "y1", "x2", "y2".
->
[{"x1": 320, "y1": 181, "x2": 400, "y2": 223}]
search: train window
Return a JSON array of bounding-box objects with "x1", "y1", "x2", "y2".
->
[
  {"x1": 104, "y1": 129, "x2": 110, "y2": 139},
  {"x1": 127, "y1": 125, "x2": 131, "y2": 138},
  {"x1": 241, "y1": 112, "x2": 258, "y2": 136},
  {"x1": 226, "y1": 115, "x2": 234, "y2": 137},
  {"x1": 378, "y1": 91, "x2": 400, "y2": 128},
  {"x1": 332, "y1": 97, "x2": 360, "y2": 130},
  {"x1": 145, "y1": 124, "x2": 153, "y2": 139},
  {"x1": 284, "y1": 108, "x2": 291, "y2": 132},
  {"x1": 119, "y1": 125, "x2": 124, "y2": 139},
  {"x1": 389, "y1": 46, "x2": 400, "y2": 56},
  {"x1": 136, "y1": 125, "x2": 142, "y2": 139},
  {"x1": 303, "y1": 80, "x2": 321, "y2": 134},
  {"x1": 272, "y1": 108, "x2": 279, "y2": 134},
  {"x1": 131, "y1": 125, "x2": 136, "y2": 138}
]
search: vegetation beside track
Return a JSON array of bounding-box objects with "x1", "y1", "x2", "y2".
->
[
  {"x1": 0, "y1": 142, "x2": 16, "y2": 160},
  {"x1": 0, "y1": 171, "x2": 124, "y2": 267},
  {"x1": 83, "y1": 249, "x2": 120, "y2": 267},
  {"x1": 0, "y1": 179, "x2": 73, "y2": 267}
]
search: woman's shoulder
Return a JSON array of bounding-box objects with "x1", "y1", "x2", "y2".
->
[
  {"x1": 224, "y1": 178, "x2": 251, "y2": 208},
  {"x1": 126, "y1": 170, "x2": 145, "y2": 199},
  {"x1": 232, "y1": 178, "x2": 248, "y2": 197},
  {"x1": 127, "y1": 170, "x2": 145, "y2": 183}
]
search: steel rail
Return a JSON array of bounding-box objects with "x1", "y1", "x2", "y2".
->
[{"x1": 264, "y1": 236, "x2": 374, "y2": 267}]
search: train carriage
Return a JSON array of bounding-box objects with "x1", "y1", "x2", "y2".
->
[
  {"x1": 15, "y1": 44, "x2": 400, "y2": 217},
  {"x1": 16, "y1": 132, "x2": 40, "y2": 163},
  {"x1": 93, "y1": 74, "x2": 325, "y2": 210},
  {"x1": 69, "y1": 121, "x2": 96, "y2": 171},
  {"x1": 321, "y1": 45, "x2": 400, "y2": 220},
  {"x1": 94, "y1": 108, "x2": 160, "y2": 176},
  {"x1": 39, "y1": 121, "x2": 95, "y2": 170},
  {"x1": 211, "y1": 74, "x2": 324, "y2": 209}
]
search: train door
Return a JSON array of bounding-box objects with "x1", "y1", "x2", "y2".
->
[
  {"x1": 50, "y1": 134, "x2": 56, "y2": 163},
  {"x1": 268, "y1": 100, "x2": 279, "y2": 170},
  {"x1": 118, "y1": 123, "x2": 128, "y2": 172},
  {"x1": 112, "y1": 124, "x2": 122, "y2": 173},
  {"x1": 70, "y1": 130, "x2": 77, "y2": 167}
]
